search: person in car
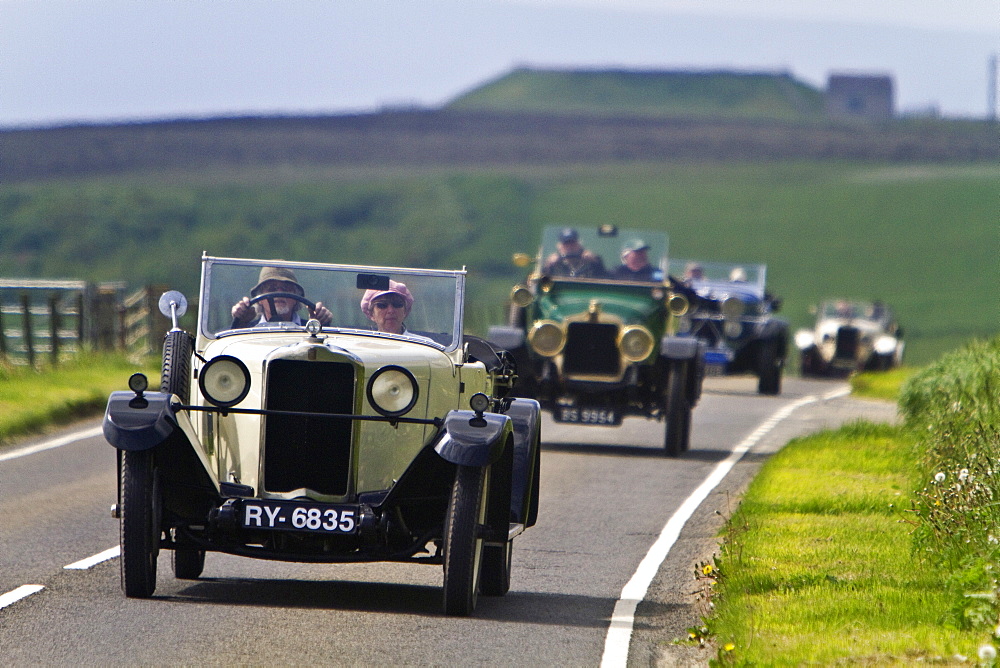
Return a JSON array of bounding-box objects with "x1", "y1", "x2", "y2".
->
[
  {"x1": 360, "y1": 280, "x2": 416, "y2": 334},
  {"x1": 543, "y1": 227, "x2": 606, "y2": 278},
  {"x1": 231, "y1": 266, "x2": 333, "y2": 327},
  {"x1": 612, "y1": 239, "x2": 662, "y2": 281}
]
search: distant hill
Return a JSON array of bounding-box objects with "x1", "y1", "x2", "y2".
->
[{"x1": 447, "y1": 68, "x2": 826, "y2": 121}]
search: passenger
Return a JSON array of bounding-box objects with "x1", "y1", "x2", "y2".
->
[
  {"x1": 360, "y1": 280, "x2": 415, "y2": 335},
  {"x1": 231, "y1": 266, "x2": 332, "y2": 328},
  {"x1": 683, "y1": 262, "x2": 704, "y2": 283},
  {"x1": 612, "y1": 239, "x2": 661, "y2": 281},
  {"x1": 729, "y1": 267, "x2": 747, "y2": 282},
  {"x1": 543, "y1": 227, "x2": 606, "y2": 278}
]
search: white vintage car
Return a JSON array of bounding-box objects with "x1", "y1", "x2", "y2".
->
[
  {"x1": 795, "y1": 299, "x2": 904, "y2": 376},
  {"x1": 103, "y1": 255, "x2": 541, "y2": 616}
]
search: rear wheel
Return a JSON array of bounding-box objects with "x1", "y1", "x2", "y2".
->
[
  {"x1": 480, "y1": 540, "x2": 513, "y2": 597},
  {"x1": 757, "y1": 340, "x2": 783, "y2": 395},
  {"x1": 120, "y1": 450, "x2": 160, "y2": 598},
  {"x1": 443, "y1": 465, "x2": 487, "y2": 616},
  {"x1": 664, "y1": 361, "x2": 690, "y2": 457},
  {"x1": 172, "y1": 548, "x2": 205, "y2": 580}
]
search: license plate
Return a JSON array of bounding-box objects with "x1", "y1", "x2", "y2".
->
[
  {"x1": 241, "y1": 500, "x2": 360, "y2": 534},
  {"x1": 556, "y1": 406, "x2": 620, "y2": 425}
]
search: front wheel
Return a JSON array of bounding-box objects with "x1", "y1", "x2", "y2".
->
[
  {"x1": 757, "y1": 340, "x2": 783, "y2": 395},
  {"x1": 120, "y1": 450, "x2": 161, "y2": 598},
  {"x1": 481, "y1": 540, "x2": 513, "y2": 597},
  {"x1": 443, "y1": 465, "x2": 487, "y2": 616},
  {"x1": 664, "y1": 361, "x2": 690, "y2": 457}
]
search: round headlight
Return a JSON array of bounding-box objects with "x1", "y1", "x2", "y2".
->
[
  {"x1": 721, "y1": 296, "x2": 745, "y2": 319},
  {"x1": 469, "y1": 392, "x2": 490, "y2": 413},
  {"x1": 199, "y1": 355, "x2": 251, "y2": 407},
  {"x1": 128, "y1": 372, "x2": 148, "y2": 394},
  {"x1": 528, "y1": 320, "x2": 565, "y2": 357},
  {"x1": 366, "y1": 365, "x2": 418, "y2": 417},
  {"x1": 510, "y1": 285, "x2": 534, "y2": 308},
  {"x1": 668, "y1": 293, "x2": 689, "y2": 316},
  {"x1": 619, "y1": 326, "x2": 655, "y2": 362},
  {"x1": 723, "y1": 320, "x2": 744, "y2": 338}
]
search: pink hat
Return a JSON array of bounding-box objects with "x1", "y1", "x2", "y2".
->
[{"x1": 360, "y1": 280, "x2": 414, "y2": 319}]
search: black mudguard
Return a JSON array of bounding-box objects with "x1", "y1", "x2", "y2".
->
[
  {"x1": 505, "y1": 398, "x2": 542, "y2": 527},
  {"x1": 103, "y1": 390, "x2": 178, "y2": 452},
  {"x1": 434, "y1": 410, "x2": 513, "y2": 467}
]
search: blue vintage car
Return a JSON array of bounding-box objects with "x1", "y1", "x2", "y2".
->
[{"x1": 669, "y1": 260, "x2": 788, "y2": 395}]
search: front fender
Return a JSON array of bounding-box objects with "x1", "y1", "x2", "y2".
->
[
  {"x1": 103, "y1": 390, "x2": 178, "y2": 451},
  {"x1": 505, "y1": 398, "x2": 542, "y2": 527},
  {"x1": 434, "y1": 410, "x2": 512, "y2": 467}
]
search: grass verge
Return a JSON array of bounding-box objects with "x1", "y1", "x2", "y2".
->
[
  {"x1": 0, "y1": 353, "x2": 157, "y2": 446},
  {"x1": 704, "y1": 421, "x2": 987, "y2": 664}
]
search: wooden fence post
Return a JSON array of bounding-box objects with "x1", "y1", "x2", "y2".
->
[
  {"x1": 21, "y1": 293, "x2": 34, "y2": 368},
  {"x1": 49, "y1": 292, "x2": 60, "y2": 365}
]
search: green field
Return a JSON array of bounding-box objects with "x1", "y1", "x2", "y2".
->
[{"x1": 1, "y1": 160, "x2": 994, "y2": 365}]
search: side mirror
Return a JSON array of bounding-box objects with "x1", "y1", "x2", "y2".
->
[{"x1": 158, "y1": 291, "x2": 188, "y2": 330}]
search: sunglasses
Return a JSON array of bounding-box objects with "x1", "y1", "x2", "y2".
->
[{"x1": 373, "y1": 298, "x2": 406, "y2": 310}]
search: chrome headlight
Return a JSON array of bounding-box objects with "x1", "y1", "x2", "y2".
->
[
  {"x1": 199, "y1": 355, "x2": 251, "y2": 408},
  {"x1": 619, "y1": 325, "x2": 655, "y2": 362},
  {"x1": 721, "y1": 296, "x2": 745, "y2": 319},
  {"x1": 366, "y1": 365, "x2": 419, "y2": 417},
  {"x1": 528, "y1": 320, "x2": 566, "y2": 357},
  {"x1": 510, "y1": 285, "x2": 534, "y2": 308},
  {"x1": 668, "y1": 293, "x2": 689, "y2": 316},
  {"x1": 874, "y1": 335, "x2": 898, "y2": 355}
]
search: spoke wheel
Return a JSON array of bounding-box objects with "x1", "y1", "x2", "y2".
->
[
  {"x1": 172, "y1": 548, "x2": 205, "y2": 580},
  {"x1": 442, "y1": 465, "x2": 487, "y2": 616},
  {"x1": 664, "y1": 361, "x2": 690, "y2": 457},
  {"x1": 120, "y1": 450, "x2": 161, "y2": 598}
]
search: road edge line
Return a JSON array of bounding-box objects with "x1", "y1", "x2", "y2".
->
[
  {"x1": 0, "y1": 425, "x2": 104, "y2": 463},
  {"x1": 0, "y1": 584, "x2": 45, "y2": 611},
  {"x1": 600, "y1": 394, "x2": 821, "y2": 668},
  {"x1": 64, "y1": 546, "x2": 121, "y2": 570}
]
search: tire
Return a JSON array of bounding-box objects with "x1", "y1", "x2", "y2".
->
[
  {"x1": 120, "y1": 450, "x2": 161, "y2": 598},
  {"x1": 172, "y1": 548, "x2": 205, "y2": 580},
  {"x1": 757, "y1": 340, "x2": 782, "y2": 395},
  {"x1": 443, "y1": 465, "x2": 487, "y2": 616},
  {"x1": 664, "y1": 361, "x2": 689, "y2": 457},
  {"x1": 480, "y1": 540, "x2": 513, "y2": 597},
  {"x1": 161, "y1": 330, "x2": 193, "y2": 403}
]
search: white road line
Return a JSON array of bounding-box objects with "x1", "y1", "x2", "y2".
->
[
  {"x1": 600, "y1": 394, "x2": 822, "y2": 668},
  {"x1": 64, "y1": 546, "x2": 120, "y2": 570},
  {"x1": 0, "y1": 584, "x2": 45, "y2": 611},
  {"x1": 0, "y1": 425, "x2": 104, "y2": 463}
]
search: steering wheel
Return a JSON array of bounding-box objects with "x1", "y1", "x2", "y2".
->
[{"x1": 231, "y1": 292, "x2": 317, "y2": 329}]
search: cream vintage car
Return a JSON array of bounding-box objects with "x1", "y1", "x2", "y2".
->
[
  {"x1": 796, "y1": 299, "x2": 904, "y2": 376},
  {"x1": 103, "y1": 255, "x2": 541, "y2": 616}
]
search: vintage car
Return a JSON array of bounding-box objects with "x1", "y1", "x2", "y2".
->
[
  {"x1": 795, "y1": 299, "x2": 904, "y2": 376},
  {"x1": 669, "y1": 260, "x2": 787, "y2": 395},
  {"x1": 103, "y1": 255, "x2": 541, "y2": 616},
  {"x1": 487, "y1": 225, "x2": 705, "y2": 457}
]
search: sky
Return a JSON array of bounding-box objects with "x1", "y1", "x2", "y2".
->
[{"x1": 2, "y1": 0, "x2": 998, "y2": 128}]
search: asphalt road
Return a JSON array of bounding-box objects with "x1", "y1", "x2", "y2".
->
[{"x1": 0, "y1": 376, "x2": 896, "y2": 666}]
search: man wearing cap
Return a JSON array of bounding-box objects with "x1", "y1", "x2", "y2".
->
[
  {"x1": 543, "y1": 227, "x2": 606, "y2": 278},
  {"x1": 231, "y1": 266, "x2": 333, "y2": 328},
  {"x1": 612, "y1": 239, "x2": 662, "y2": 281}
]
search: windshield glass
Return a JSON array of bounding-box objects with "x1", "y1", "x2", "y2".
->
[
  {"x1": 537, "y1": 225, "x2": 668, "y2": 281},
  {"x1": 199, "y1": 257, "x2": 464, "y2": 349},
  {"x1": 669, "y1": 259, "x2": 766, "y2": 294},
  {"x1": 820, "y1": 300, "x2": 887, "y2": 322}
]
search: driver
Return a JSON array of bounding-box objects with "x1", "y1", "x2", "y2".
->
[{"x1": 231, "y1": 266, "x2": 332, "y2": 328}]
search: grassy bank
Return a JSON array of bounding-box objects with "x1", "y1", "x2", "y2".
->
[
  {"x1": 704, "y1": 340, "x2": 1000, "y2": 664},
  {"x1": 0, "y1": 353, "x2": 157, "y2": 446}
]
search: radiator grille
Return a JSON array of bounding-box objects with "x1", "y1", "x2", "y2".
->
[
  {"x1": 835, "y1": 326, "x2": 860, "y2": 359},
  {"x1": 563, "y1": 322, "x2": 620, "y2": 376},
  {"x1": 263, "y1": 359, "x2": 355, "y2": 495}
]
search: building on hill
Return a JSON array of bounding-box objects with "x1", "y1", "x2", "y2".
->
[{"x1": 825, "y1": 73, "x2": 895, "y2": 121}]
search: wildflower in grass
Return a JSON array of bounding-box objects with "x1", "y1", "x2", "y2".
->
[
  {"x1": 978, "y1": 644, "x2": 996, "y2": 661},
  {"x1": 702, "y1": 563, "x2": 714, "y2": 576},
  {"x1": 724, "y1": 643, "x2": 735, "y2": 651},
  {"x1": 935, "y1": 472, "x2": 946, "y2": 483},
  {"x1": 960, "y1": 468, "x2": 970, "y2": 482}
]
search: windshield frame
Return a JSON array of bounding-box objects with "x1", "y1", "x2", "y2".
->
[{"x1": 198, "y1": 255, "x2": 467, "y2": 352}]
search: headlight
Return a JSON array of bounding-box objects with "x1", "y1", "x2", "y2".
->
[
  {"x1": 723, "y1": 321, "x2": 744, "y2": 338},
  {"x1": 668, "y1": 293, "x2": 689, "y2": 316},
  {"x1": 366, "y1": 365, "x2": 419, "y2": 417},
  {"x1": 721, "y1": 296, "x2": 745, "y2": 319},
  {"x1": 199, "y1": 356, "x2": 251, "y2": 407},
  {"x1": 128, "y1": 372, "x2": 148, "y2": 394},
  {"x1": 510, "y1": 285, "x2": 534, "y2": 308},
  {"x1": 619, "y1": 326, "x2": 655, "y2": 362},
  {"x1": 874, "y1": 335, "x2": 898, "y2": 355},
  {"x1": 528, "y1": 320, "x2": 565, "y2": 357},
  {"x1": 794, "y1": 330, "x2": 815, "y2": 349}
]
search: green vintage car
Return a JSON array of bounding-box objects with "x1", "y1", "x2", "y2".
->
[
  {"x1": 103, "y1": 255, "x2": 541, "y2": 616},
  {"x1": 488, "y1": 226, "x2": 705, "y2": 456}
]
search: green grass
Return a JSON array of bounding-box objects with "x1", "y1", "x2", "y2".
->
[
  {"x1": 0, "y1": 353, "x2": 157, "y2": 446},
  {"x1": 707, "y1": 421, "x2": 985, "y2": 663},
  {"x1": 849, "y1": 366, "x2": 916, "y2": 401}
]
